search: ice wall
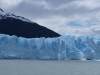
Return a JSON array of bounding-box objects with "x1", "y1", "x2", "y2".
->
[{"x1": 0, "y1": 34, "x2": 100, "y2": 60}]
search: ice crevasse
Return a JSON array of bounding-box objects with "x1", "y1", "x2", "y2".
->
[{"x1": 0, "y1": 34, "x2": 100, "y2": 60}]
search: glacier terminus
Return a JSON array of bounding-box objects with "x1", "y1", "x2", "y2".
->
[{"x1": 0, "y1": 34, "x2": 100, "y2": 61}]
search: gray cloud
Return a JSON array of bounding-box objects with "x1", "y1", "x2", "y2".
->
[{"x1": 6, "y1": 0, "x2": 100, "y2": 20}]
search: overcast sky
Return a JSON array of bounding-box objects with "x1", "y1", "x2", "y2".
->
[{"x1": 0, "y1": 0, "x2": 100, "y2": 36}]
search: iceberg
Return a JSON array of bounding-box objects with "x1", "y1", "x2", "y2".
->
[{"x1": 0, "y1": 34, "x2": 100, "y2": 60}]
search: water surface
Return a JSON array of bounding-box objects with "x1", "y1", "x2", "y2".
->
[{"x1": 0, "y1": 60, "x2": 100, "y2": 75}]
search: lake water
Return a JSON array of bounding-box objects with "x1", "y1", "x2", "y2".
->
[{"x1": 0, "y1": 60, "x2": 100, "y2": 75}]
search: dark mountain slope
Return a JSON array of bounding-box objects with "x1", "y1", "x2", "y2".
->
[{"x1": 0, "y1": 9, "x2": 60, "y2": 38}]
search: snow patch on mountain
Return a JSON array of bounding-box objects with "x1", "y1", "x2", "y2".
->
[{"x1": 0, "y1": 8, "x2": 33, "y2": 23}]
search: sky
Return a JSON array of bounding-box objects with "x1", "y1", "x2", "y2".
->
[{"x1": 0, "y1": 0, "x2": 100, "y2": 36}]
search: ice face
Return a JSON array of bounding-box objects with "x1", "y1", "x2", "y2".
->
[{"x1": 0, "y1": 34, "x2": 100, "y2": 60}]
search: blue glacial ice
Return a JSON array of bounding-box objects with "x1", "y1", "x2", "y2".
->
[{"x1": 0, "y1": 34, "x2": 100, "y2": 60}]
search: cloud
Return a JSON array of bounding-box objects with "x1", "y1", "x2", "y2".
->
[
  {"x1": 0, "y1": 0, "x2": 100, "y2": 36},
  {"x1": 0, "y1": 0, "x2": 22, "y2": 9}
]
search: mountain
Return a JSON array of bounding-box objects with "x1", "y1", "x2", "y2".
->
[
  {"x1": 0, "y1": 8, "x2": 4, "y2": 12},
  {"x1": 0, "y1": 8, "x2": 60, "y2": 38}
]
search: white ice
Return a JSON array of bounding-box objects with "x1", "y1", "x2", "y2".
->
[{"x1": 0, "y1": 34, "x2": 100, "y2": 60}]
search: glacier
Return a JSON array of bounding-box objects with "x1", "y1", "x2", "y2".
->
[{"x1": 0, "y1": 34, "x2": 100, "y2": 60}]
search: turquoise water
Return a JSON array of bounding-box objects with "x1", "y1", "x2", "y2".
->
[{"x1": 0, "y1": 60, "x2": 100, "y2": 75}]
